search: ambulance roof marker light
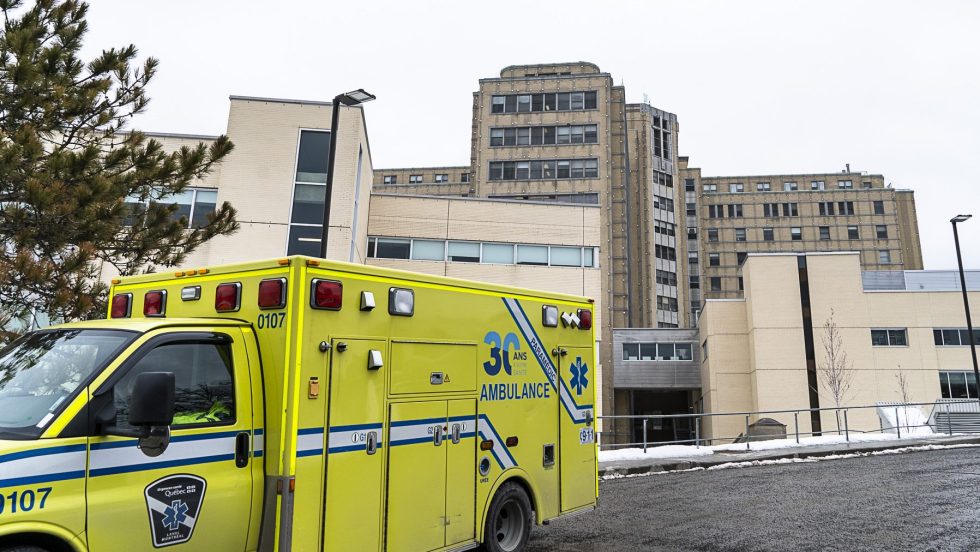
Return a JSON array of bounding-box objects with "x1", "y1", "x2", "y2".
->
[
  {"x1": 258, "y1": 278, "x2": 288, "y2": 309},
  {"x1": 143, "y1": 290, "x2": 167, "y2": 317},
  {"x1": 389, "y1": 288, "x2": 414, "y2": 316},
  {"x1": 278, "y1": 258, "x2": 290, "y2": 266},
  {"x1": 215, "y1": 282, "x2": 242, "y2": 312},
  {"x1": 110, "y1": 293, "x2": 132, "y2": 318},
  {"x1": 311, "y1": 279, "x2": 343, "y2": 310},
  {"x1": 542, "y1": 305, "x2": 559, "y2": 327}
]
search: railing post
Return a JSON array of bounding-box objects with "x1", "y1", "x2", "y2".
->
[
  {"x1": 745, "y1": 415, "x2": 751, "y2": 451},
  {"x1": 946, "y1": 402, "x2": 953, "y2": 436},
  {"x1": 642, "y1": 419, "x2": 648, "y2": 454},
  {"x1": 695, "y1": 417, "x2": 701, "y2": 449},
  {"x1": 844, "y1": 409, "x2": 850, "y2": 443},
  {"x1": 794, "y1": 412, "x2": 800, "y2": 444},
  {"x1": 895, "y1": 407, "x2": 901, "y2": 439}
]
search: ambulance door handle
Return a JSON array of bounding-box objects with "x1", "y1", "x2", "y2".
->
[
  {"x1": 365, "y1": 431, "x2": 378, "y2": 455},
  {"x1": 235, "y1": 432, "x2": 250, "y2": 468},
  {"x1": 451, "y1": 423, "x2": 461, "y2": 444},
  {"x1": 433, "y1": 425, "x2": 444, "y2": 447}
]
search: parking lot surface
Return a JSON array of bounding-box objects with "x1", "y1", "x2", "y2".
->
[{"x1": 528, "y1": 446, "x2": 980, "y2": 551}]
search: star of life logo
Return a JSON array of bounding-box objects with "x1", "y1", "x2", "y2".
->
[
  {"x1": 144, "y1": 474, "x2": 206, "y2": 547},
  {"x1": 570, "y1": 356, "x2": 589, "y2": 395}
]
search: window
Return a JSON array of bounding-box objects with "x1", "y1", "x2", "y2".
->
[
  {"x1": 375, "y1": 238, "x2": 411, "y2": 259},
  {"x1": 482, "y1": 243, "x2": 514, "y2": 264},
  {"x1": 655, "y1": 245, "x2": 677, "y2": 261},
  {"x1": 460, "y1": 172, "x2": 470, "y2": 183},
  {"x1": 409, "y1": 174, "x2": 423, "y2": 184},
  {"x1": 702, "y1": 339, "x2": 709, "y2": 360},
  {"x1": 737, "y1": 252, "x2": 748, "y2": 264},
  {"x1": 838, "y1": 180, "x2": 853, "y2": 189},
  {"x1": 763, "y1": 228, "x2": 775, "y2": 241},
  {"x1": 783, "y1": 182, "x2": 798, "y2": 191},
  {"x1": 757, "y1": 182, "x2": 771, "y2": 192},
  {"x1": 735, "y1": 228, "x2": 746, "y2": 242},
  {"x1": 763, "y1": 204, "x2": 778, "y2": 217},
  {"x1": 686, "y1": 203, "x2": 696, "y2": 217},
  {"x1": 848, "y1": 226, "x2": 859, "y2": 240},
  {"x1": 934, "y1": 328, "x2": 980, "y2": 346},
  {"x1": 623, "y1": 342, "x2": 695, "y2": 362},
  {"x1": 654, "y1": 221, "x2": 675, "y2": 236},
  {"x1": 878, "y1": 250, "x2": 891, "y2": 264},
  {"x1": 688, "y1": 228, "x2": 697, "y2": 240},
  {"x1": 685, "y1": 178, "x2": 696, "y2": 192},
  {"x1": 709, "y1": 253, "x2": 720, "y2": 267},
  {"x1": 622, "y1": 343, "x2": 639, "y2": 361},
  {"x1": 940, "y1": 371, "x2": 978, "y2": 399},
  {"x1": 657, "y1": 295, "x2": 679, "y2": 313},
  {"x1": 148, "y1": 188, "x2": 218, "y2": 228},
  {"x1": 818, "y1": 202, "x2": 835, "y2": 216},
  {"x1": 876, "y1": 225, "x2": 888, "y2": 239},
  {"x1": 738, "y1": 277, "x2": 744, "y2": 291},
  {"x1": 516, "y1": 244, "x2": 548, "y2": 265},
  {"x1": 871, "y1": 328, "x2": 907, "y2": 346},
  {"x1": 707, "y1": 205, "x2": 724, "y2": 219},
  {"x1": 874, "y1": 200, "x2": 885, "y2": 215},
  {"x1": 703, "y1": 184, "x2": 717, "y2": 193},
  {"x1": 730, "y1": 183, "x2": 744, "y2": 193},
  {"x1": 791, "y1": 227, "x2": 802, "y2": 241},
  {"x1": 295, "y1": 130, "x2": 330, "y2": 183},
  {"x1": 838, "y1": 201, "x2": 855, "y2": 215},
  {"x1": 656, "y1": 269, "x2": 678, "y2": 286},
  {"x1": 820, "y1": 226, "x2": 830, "y2": 240},
  {"x1": 448, "y1": 241, "x2": 480, "y2": 263},
  {"x1": 489, "y1": 159, "x2": 597, "y2": 181},
  {"x1": 863, "y1": 181, "x2": 873, "y2": 189},
  {"x1": 782, "y1": 203, "x2": 799, "y2": 217},
  {"x1": 688, "y1": 252, "x2": 699, "y2": 265},
  {"x1": 411, "y1": 240, "x2": 445, "y2": 261},
  {"x1": 383, "y1": 175, "x2": 397, "y2": 185},
  {"x1": 550, "y1": 246, "x2": 583, "y2": 267},
  {"x1": 653, "y1": 195, "x2": 674, "y2": 211},
  {"x1": 727, "y1": 204, "x2": 743, "y2": 218},
  {"x1": 689, "y1": 275, "x2": 700, "y2": 289},
  {"x1": 811, "y1": 181, "x2": 825, "y2": 191},
  {"x1": 115, "y1": 340, "x2": 235, "y2": 430},
  {"x1": 710, "y1": 277, "x2": 722, "y2": 291},
  {"x1": 490, "y1": 92, "x2": 598, "y2": 113},
  {"x1": 435, "y1": 174, "x2": 449, "y2": 183}
]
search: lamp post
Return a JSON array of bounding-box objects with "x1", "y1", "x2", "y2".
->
[
  {"x1": 319, "y1": 89, "x2": 376, "y2": 258},
  {"x1": 951, "y1": 214, "x2": 979, "y2": 403}
]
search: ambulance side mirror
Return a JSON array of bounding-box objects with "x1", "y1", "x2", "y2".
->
[{"x1": 129, "y1": 372, "x2": 176, "y2": 427}]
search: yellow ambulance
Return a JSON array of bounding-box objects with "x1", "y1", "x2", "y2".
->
[{"x1": 0, "y1": 256, "x2": 598, "y2": 551}]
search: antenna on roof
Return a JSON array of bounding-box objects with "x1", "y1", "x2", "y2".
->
[
  {"x1": 643, "y1": 93, "x2": 650, "y2": 105},
  {"x1": 846, "y1": 163, "x2": 850, "y2": 172}
]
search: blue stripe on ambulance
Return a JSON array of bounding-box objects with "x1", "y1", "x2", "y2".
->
[
  {"x1": 478, "y1": 414, "x2": 517, "y2": 470},
  {"x1": 503, "y1": 297, "x2": 593, "y2": 425},
  {"x1": 296, "y1": 427, "x2": 325, "y2": 457},
  {"x1": 0, "y1": 443, "x2": 87, "y2": 489}
]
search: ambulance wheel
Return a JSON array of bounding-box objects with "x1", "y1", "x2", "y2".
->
[
  {"x1": 1, "y1": 547, "x2": 48, "y2": 552},
  {"x1": 481, "y1": 482, "x2": 532, "y2": 552}
]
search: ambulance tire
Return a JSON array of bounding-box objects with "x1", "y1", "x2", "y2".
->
[
  {"x1": 481, "y1": 481, "x2": 533, "y2": 552},
  {"x1": 1, "y1": 547, "x2": 48, "y2": 552}
]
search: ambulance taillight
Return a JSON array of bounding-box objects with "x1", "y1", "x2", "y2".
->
[
  {"x1": 577, "y1": 308, "x2": 592, "y2": 330},
  {"x1": 258, "y1": 278, "x2": 287, "y2": 309},
  {"x1": 110, "y1": 293, "x2": 132, "y2": 318},
  {"x1": 143, "y1": 290, "x2": 166, "y2": 317},
  {"x1": 311, "y1": 279, "x2": 343, "y2": 310},
  {"x1": 215, "y1": 283, "x2": 242, "y2": 312}
]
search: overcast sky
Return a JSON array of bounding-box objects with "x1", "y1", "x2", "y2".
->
[{"x1": 81, "y1": 0, "x2": 980, "y2": 270}]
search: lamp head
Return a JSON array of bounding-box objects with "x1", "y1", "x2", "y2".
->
[
  {"x1": 336, "y1": 89, "x2": 376, "y2": 106},
  {"x1": 951, "y1": 214, "x2": 973, "y2": 223}
]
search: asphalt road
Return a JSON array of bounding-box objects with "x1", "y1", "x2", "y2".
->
[{"x1": 527, "y1": 447, "x2": 980, "y2": 551}]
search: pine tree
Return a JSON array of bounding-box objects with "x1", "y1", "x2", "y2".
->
[{"x1": 0, "y1": 0, "x2": 238, "y2": 340}]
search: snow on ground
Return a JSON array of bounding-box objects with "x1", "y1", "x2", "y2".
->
[
  {"x1": 877, "y1": 405, "x2": 934, "y2": 436},
  {"x1": 599, "y1": 431, "x2": 950, "y2": 463}
]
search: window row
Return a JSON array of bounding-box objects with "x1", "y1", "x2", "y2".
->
[
  {"x1": 703, "y1": 179, "x2": 873, "y2": 193},
  {"x1": 704, "y1": 201, "x2": 877, "y2": 219},
  {"x1": 622, "y1": 342, "x2": 694, "y2": 361},
  {"x1": 367, "y1": 237, "x2": 598, "y2": 267},
  {"x1": 382, "y1": 173, "x2": 471, "y2": 185},
  {"x1": 491, "y1": 91, "x2": 598, "y2": 113},
  {"x1": 490, "y1": 125, "x2": 598, "y2": 146},
  {"x1": 488, "y1": 159, "x2": 598, "y2": 181},
  {"x1": 655, "y1": 244, "x2": 676, "y2": 261},
  {"x1": 656, "y1": 269, "x2": 678, "y2": 286},
  {"x1": 653, "y1": 195, "x2": 674, "y2": 211},
  {"x1": 934, "y1": 329, "x2": 980, "y2": 346},
  {"x1": 657, "y1": 295, "x2": 679, "y2": 312},
  {"x1": 703, "y1": 249, "x2": 892, "y2": 267},
  {"x1": 124, "y1": 188, "x2": 218, "y2": 228},
  {"x1": 489, "y1": 192, "x2": 600, "y2": 204},
  {"x1": 653, "y1": 220, "x2": 675, "y2": 237},
  {"x1": 706, "y1": 225, "x2": 890, "y2": 242}
]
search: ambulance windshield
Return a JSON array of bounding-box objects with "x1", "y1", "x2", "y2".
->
[{"x1": 0, "y1": 329, "x2": 135, "y2": 438}]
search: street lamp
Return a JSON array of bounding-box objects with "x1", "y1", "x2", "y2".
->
[
  {"x1": 950, "y1": 214, "x2": 979, "y2": 403},
  {"x1": 319, "y1": 88, "x2": 376, "y2": 258}
]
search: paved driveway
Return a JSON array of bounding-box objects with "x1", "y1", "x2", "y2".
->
[{"x1": 528, "y1": 447, "x2": 980, "y2": 551}]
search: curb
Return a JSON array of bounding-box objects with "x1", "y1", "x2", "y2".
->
[{"x1": 598, "y1": 436, "x2": 980, "y2": 478}]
